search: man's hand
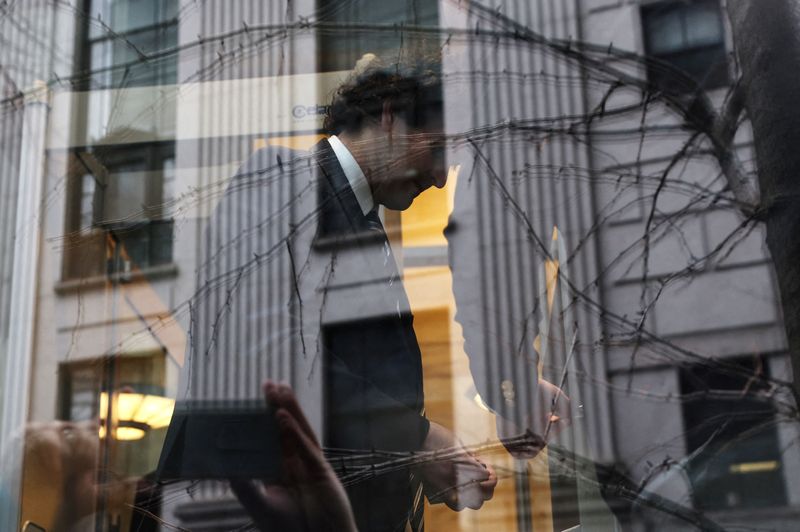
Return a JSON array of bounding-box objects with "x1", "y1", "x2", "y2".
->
[
  {"x1": 496, "y1": 379, "x2": 571, "y2": 459},
  {"x1": 230, "y1": 382, "x2": 357, "y2": 532},
  {"x1": 418, "y1": 421, "x2": 497, "y2": 511}
]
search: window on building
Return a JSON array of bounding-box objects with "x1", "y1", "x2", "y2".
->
[
  {"x1": 63, "y1": 140, "x2": 175, "y2": 280},
  {"x1": 680, "y1": 357, "x2": 787, "y2": 510},
  {"x1": 59, "y1": 352, "x2": 172, "y2": 476},
  {"x1": 64, "y1": 0, "x2": 178, "y2": 282},
  {"x1": 641, "y1": 0, "x2": 729, "y2": 92},
  {"x1": 81, "y1": 0, "x2": 178, "y2": 88},
  {"x1": 316, "y1": 0, "x2": 440, "y2": 74}
]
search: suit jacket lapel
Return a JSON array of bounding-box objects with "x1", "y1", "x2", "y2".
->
[
  {"x1": 310, "y1": 139, "x2": 410, "y2": 314},
  {"x1": 312, "y1": 139, "x2": 373, "y2": 238}
]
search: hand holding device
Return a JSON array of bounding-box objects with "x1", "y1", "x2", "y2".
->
[{"x1": 230, "y1": 381, "x2": 357, "y2": 532}]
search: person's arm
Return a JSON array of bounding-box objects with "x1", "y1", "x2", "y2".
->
[
  {"x1": 327, "y1": 350, "x2": 497, "y2": 510},
  {"x1": 446, "y1": 154, "x2": 569, "y2": 457},
  {"x1": 418, "y1": 421, "x2": 497, "y2": 511},
  {"x1": 231, "y1": 381, "x2": 358, "y2": 532}
]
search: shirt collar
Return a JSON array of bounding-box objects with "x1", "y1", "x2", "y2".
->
[{"x1": 328, "y1": 135, "x2": 374, "y2": 216}]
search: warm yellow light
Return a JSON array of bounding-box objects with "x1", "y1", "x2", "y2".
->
[
  {"x1": 116, "y1": 393, "x2": 145, "y2": 421},
  {"x1": 473, "y1": 392, "x2": 492, "y2": 412},
  {"x1": 253, "y1": 134, "x2": 328, "y2": 151},
  {"x1": 146, "y1": 408, "x2": 176, "y2": 430},
  {"x1": 115, "y1": 426, "x2": 147, "y2": 441},
  {"x1": 98, "y1": 425, "x2": 146, "y2": 441},
  {"x1": 99, "y1": 392, "x2": 108, "y2": 417},
  {"x1": 400, "y1": 164, "x2": 459, "y2": 248},
  {"x1": 134, "y1": 394, "x2": 175, "y2": 428},
  {"x1": 729, "y1": 460, "x2": 779, "y2": 474},
  {"x1": 98, "y1": 392, "x2": 175, "y2": 438}
]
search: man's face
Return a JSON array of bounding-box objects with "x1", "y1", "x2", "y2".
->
[{"x1": 372, "y1": 112, "x2": 447, "y2": 211}]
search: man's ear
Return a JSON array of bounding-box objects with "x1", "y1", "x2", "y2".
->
[{"x1": 380, "y1": 100, "x2": 395, "y2": 133}]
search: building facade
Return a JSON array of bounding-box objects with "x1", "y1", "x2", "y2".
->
[{"x1": 1, "y1": 0, "x2": 797, "y2": 531}]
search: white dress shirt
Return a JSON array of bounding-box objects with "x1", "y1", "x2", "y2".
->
[{"x1": 328, "y1": 134, "x2": 375, "y2": 216}]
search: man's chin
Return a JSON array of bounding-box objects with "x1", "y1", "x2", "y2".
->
[{"x1": 386, "y1": 195, "x2": 416, "y2": 211}]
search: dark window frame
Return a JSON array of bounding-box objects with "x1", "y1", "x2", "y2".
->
[
  {"x1": 641, "y1": 0, "x2": 730, "y2": 93},
  {"x1": 62, "y1": 141, "x2": 175, "y2": 281},
  {"x1": 679, "y1": 356, "x2": 788, "y2": 510},
  {"x1": 77, "y1": 0, "x2": 179, "y2": 90}
]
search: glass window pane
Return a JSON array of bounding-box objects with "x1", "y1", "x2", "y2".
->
[
  {"x1": 66, "y1": 367, "x2": 99, "y2": 421},
  {"x1": 318, "y1": 0, "x2": 439, "y2": 72},
  {"x1": 88, "y1": 1, "x2": 177, "y2": 88},
  {"x1": 645, "y1": 8, "x2": 685, "y2": 54},
  {"x1": 643, "y1": 1, "x2": 728, "y2": 91},
  {"x1": 681, "y1": 359, "x2": 787, "y2": 509},
  {"x1": 90, "y1": 40, "x2": 113, "y2": 88},
  {"x1": 7, "y1": 0, "x2": 800, "y2": 531},
  {"x1": 79, "y1": 174, "x2": 97, "y2": 230},
  {"x1": 102, "y1": 168, "x2": 149, "y2": 223},
  {"x1": 87, "y1": 0, "x2": 114, "y2": 39},
  {"x1": 686, "y1": 2, "x2": 724, "y2": 48},
  {"x1": 110, "y1": 0, "x2": 158, "y2": 33}
]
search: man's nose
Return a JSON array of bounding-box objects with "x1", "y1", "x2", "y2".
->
[{"x1": 432, "y1": 167, "x2": 448, "y2": 189}]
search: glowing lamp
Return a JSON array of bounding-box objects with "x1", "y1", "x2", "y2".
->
[{"x1": 99, "y1": 392, "x2": 175, "y2": 441}]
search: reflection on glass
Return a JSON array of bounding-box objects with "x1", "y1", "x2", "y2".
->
[
  {"x1": 98, "y1": 392, "x2": 174, "y2": 441},
  {"x1": 1, "y1": 0, "x2": 799, "y2": 531}
]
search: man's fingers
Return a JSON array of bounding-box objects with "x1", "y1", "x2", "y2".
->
[
  {"x1": 427, "y1": 476, "x2": 489, "y2": 511},
  {"x1": 420, "y1": 423, "x2": 497, "y2": 511},
  {"x1": 454, "y1": 454, "x2": 491, "y2": 481},
  {"x1": 276, "y1": 408, "x2": 331, "y2": 479},
  {"x1": 230, "y1": 479, "x2": 293, "y2": 531},
  {"x1": 454, "y1": 481, "x2": 486, "y2": 510},
  {"x1": 448, "y1": 459, "x2": 494, "y2": 510},
  {"x1": 428, "y1": 483, "x2": 470, "y2": 511},
  {"x1": 479, "y1": 463, "x2": 498, "y2": 501},
  {"x1": 447, "y1": 492, "x2": 467, "y2": 512},
  {"x1": 230, "y1": 479, "x2": 267, "y2": 509},
  {"x1": 264, "y1": 381, "x2": 320, "y2": 447},
  {"x1": 457, "y1": 459, "x2": 493, "y2": 507}
]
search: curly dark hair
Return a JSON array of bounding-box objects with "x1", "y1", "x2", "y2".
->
[{"x1": 323, "y1": 60, "x2": 441, "y2": 135}]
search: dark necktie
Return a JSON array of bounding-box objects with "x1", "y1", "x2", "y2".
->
[
  {"x1": 363, "y1": 209, "x2": 404, "y2": 315},
  {"x1": 363, "y1": 209, "x2": 384, "y2": 233},
  {"x1": 363, "y1": 209, "x2": 424, "y2": 532}
]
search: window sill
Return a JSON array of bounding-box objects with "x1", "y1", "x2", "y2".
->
[{"x1": 55, "y1": 263, "x2": 179, "y2": 294}]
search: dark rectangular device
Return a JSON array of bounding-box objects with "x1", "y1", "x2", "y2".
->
[{"x1": 156, "y1": 399, "x2": 282, "y2": 480}]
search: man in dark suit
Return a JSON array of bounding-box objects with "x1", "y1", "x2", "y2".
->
[
  {"x1": 318, "y1": 61, "x2": 499, "y2": 531},
  {"x1": 159, "y1": 60, "x2": 496, "y2": 531}
]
